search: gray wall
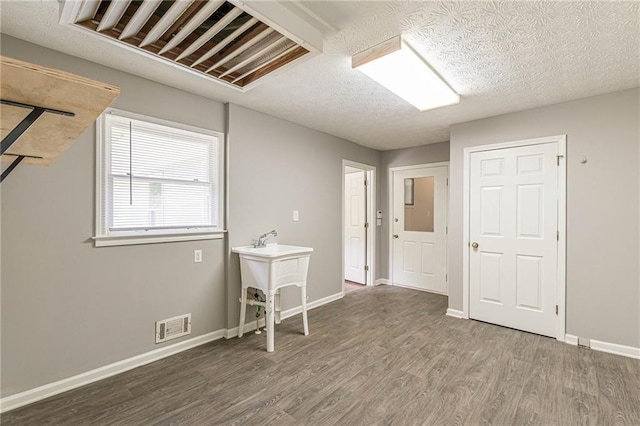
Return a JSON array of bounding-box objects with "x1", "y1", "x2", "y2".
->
[
  {"x1": 227, "y1": 104, "x2": 380, "y2": 328},
  {"x1": 378, "y1": 142, "x2": 450, "y2": 279},
  {"x1": 449, "y1": 88, "x2": 640, "y2": 348},
  {"x1": 0, "y1": 36, "x2": 228, "y2": 397},
  {"x1": 0, "y1": 36, "x2": 382, "y2": 397}
]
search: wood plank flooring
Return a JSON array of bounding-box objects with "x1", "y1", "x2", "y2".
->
[
  {"x1": 344, "y1": 281, "x2": 366, "y2": 294},
  {"x1": 3, "y1": 285, "x2": 640, "y2": 425}
]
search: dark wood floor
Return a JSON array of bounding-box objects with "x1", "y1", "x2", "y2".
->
[{"x1": 3, "y1": 285, "x2": 640, "y2": 425}]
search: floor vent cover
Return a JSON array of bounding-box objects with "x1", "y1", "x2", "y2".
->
[{"x1": 156, "y1": 313, "x2": 191, "y2": 343}]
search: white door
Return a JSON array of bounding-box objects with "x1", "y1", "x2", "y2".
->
[
  {"x1": 345, "y1": 170, "x2": 366, "y2": 284},
  {"x1": 469, "y1": 142, "x2": 558, "y2": 337},
  {"x1": 392, "y1": 166, "x2": 448, "y2": 293}
]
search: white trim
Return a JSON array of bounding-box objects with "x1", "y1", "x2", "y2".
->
[
  {"x1": 286, "y1": 1, "x2": 339, "y2": 33},
  {"x1": 564, "y1": 334, "x2": 640, "y2": 359},
  {"x1": 0, "y1": 290, "x2": 344, "y2": 413},
  {"x1": 461, "y1": 135, "x2": 567, "y2": 340},
  {"x1": 565, "y1": 334, "x2": 579, "y2": 346},
  {"x1": 95, "y1": 108, "x2": 225, "y2": 247},
  {"x1": 281, "y1": 291, "x2": 344, "y2": 319},
  {"x1": 446, "y1": 308, "x2": 465, "y2": 319},
  {"x1": 94, "y1": 231, "x2": 224, "y2": 247},
  {"x1": 556, "y1": 136, "x2": 567, "y2": 342},
  {"x1": 342, "y1": 160, "x2": 377, "y2": 292},
  {"x1": 224, "y1": 318, "x2": 267, "y2": 339},
  {"x1": 0, "y1": 330, "x2": 225, "y2": 414},
  {"x1": 374, "y1": 278, "x2": 389, "y2": 286},
  {"x1": 388, "y1": 162, "x2": 450, "y2": 293},
  {"x1": 393, "y1": 282, "x2": 447, "y2": 296},
  {"x1": 590, "y1": 339, "x2": 640, "y2": 359},
  {"x1": 226, "y1": 0, "x2": 323, "y2": 53}
]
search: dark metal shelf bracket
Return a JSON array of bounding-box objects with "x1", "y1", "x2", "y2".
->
[{"x1": 0, "y1": 99, "x2": 75, "y2": 182}]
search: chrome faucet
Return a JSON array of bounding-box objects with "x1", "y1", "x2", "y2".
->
[{"x1": 253, "y1": 229, "x2": 277, "y2": 248}]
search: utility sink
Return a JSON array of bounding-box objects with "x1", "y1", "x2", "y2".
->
[
  {"x1": 232, "y1": 244, "x2": 313, "y2": 352},
  {"x1": 232, "y1": 244, "x2": 313, "y2": 259}
]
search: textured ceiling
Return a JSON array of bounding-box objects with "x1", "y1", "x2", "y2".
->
[{"x1": 1, "y1": 1, "x2": 639, "y2": 150}]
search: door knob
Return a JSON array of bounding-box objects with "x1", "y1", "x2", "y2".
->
[
  {"x1": 393, "y1": 234, "x2": 399, "y2": 239},
  {"x1": 471, "y1": 242, "x2": 479, "y2": 249}
]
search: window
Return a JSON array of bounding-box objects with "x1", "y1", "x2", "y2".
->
[{"x1": 95, "y1": 109, "x2": 223, "y2": 247}]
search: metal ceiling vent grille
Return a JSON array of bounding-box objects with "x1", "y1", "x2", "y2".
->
[{"x1": 63, "y1": 0, "x2": 310, "y2": 90}]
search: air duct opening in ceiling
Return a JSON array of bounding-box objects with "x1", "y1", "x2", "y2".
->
[{"x1": 63, "y1": 0, "x2": 310, "y2": 90}]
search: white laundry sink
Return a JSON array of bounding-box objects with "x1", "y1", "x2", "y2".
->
[
  {"x1": 232, "y1": 244, "x2": 313, "y2": 260},
  {"x1": 232, "y1": 244, "x2": 313, "y2": 352}
]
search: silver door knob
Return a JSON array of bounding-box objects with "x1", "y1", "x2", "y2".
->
[
  {"x1": 393, "y1": 234, "x2": 399, "y2": 239},
  {"x1": 471, "y1": 242, "x2": 479, "y2": 249}
]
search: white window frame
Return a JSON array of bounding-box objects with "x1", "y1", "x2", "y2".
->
[{"x1": 94, "y1": 108, "x2": 225, "y2": 247}]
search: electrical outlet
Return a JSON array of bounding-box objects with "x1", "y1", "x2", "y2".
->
[
  {"x1": 194, "y1": 249, "x2": 202, "y2": 263},
  {"x1": 293, "y1": 210, "x2": 299, "y2": 222}
]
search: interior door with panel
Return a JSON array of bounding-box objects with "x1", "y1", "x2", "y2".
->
[
  {"x1": 469, "y1": 142, "x2": 558, "y2": 337},
  {"x1": 392, "y1": 166, "x2": 448, "y2": 293},
  {"x1": 345, "y1": 170, "x2": 366, "y2": 284}
]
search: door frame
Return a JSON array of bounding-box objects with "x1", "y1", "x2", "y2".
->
[
  {"x1": 462, "y1": 135, "x2": 567, "y2": 341},
  {"x1": 388, "y1": 162, "x2": 450, "y2": 293},
  {"x1": 342, "y1": 160, "x2": 376, "y2": 294}
]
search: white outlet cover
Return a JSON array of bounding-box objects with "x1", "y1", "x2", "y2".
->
[
  {"x1": 293, "y1": 210, "x2": 299, "y2": 222},
  {"x1": 194, "y1": 249, "x2": 202, "y2": 263}
]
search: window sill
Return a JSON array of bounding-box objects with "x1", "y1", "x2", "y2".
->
[{"x1": 93, "y1": 231, "x2": 225, "y2": 247}]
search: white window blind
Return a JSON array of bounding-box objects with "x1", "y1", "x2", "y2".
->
[{"x1": 96, "y1": 110, "x2": 223, "y2": 245}]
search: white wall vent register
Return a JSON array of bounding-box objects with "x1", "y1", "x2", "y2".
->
[{"x1": 156, "y1": 313, "x2": 191, "y2": 344}]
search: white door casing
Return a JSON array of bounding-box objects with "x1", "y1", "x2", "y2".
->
[
  {"x1": 345, "y1": 170, "x2": 366, "y2": 284},
  {"x1": 342, "y1": 159, "x2": 376, "y2": 291},
  {"x1": 466, "y1": 137, "x2": 566, "y2": 339},
  {"x1": 392, "y1": 165, "x2": 448, "y2": 294}
]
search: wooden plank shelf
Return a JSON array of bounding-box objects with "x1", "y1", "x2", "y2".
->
[{"x1": 0, "y1": 56, "x2": 120, "y2": 181}]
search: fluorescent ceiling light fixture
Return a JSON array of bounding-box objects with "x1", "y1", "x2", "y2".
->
[{"x1": 352, "y1": 35, "x2": 460, "y2": 111}]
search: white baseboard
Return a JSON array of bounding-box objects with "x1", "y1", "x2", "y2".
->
[
  {"x1": 280, "y1": 291, "x2": 343, "y2": 319},
  {"x1": 564, "y1": 334, "x2": 579, "y2": 346},
  {"x1": 224, "y1": 318, "x2": 267, "y2": 339},
  {"x1": 1, "y1": 291, "x2": 345, "y2": 413},
  {"x1": 445, "y1": 308, "x2": 465, "y2": 319},
  {"x1": 374, "y1": 278, "x2": 389, "y2": 286},
  {"x1": 0, "y1": 330, "x2": 225, "y2": 414},
  {"x1": 393, "y1": 282, "x2": 447, "y2": 296},
  {"x1": 591, "y1": 339, "x2": 640, "y2": 359},
  {"x1": 564, "y1": 334, "x2": 639, "y2": 359}
]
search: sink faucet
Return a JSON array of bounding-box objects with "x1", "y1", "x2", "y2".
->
[{"x1": 253, "y1": 230, "x2": 277, "y2": 248}]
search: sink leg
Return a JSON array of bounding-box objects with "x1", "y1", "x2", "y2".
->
[
  {"x1": 301, "y1": 284, "x2": 309, "y2": 336},
  {"x1": 275, "y1": 289, "x2": 282, "y2": 325},
  {"x1": 238, "y1": 287, "x2": 247, "y2": 338},
  {"x1": 266, "y1": 291, "x2": 275, "y2": 352}
]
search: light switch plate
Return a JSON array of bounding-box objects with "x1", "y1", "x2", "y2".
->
[
  {"x1": 194, "y1": 249, "x2": 202, "y2": 263},
  {"x1": 293, "y1": 210, "x2": 299, "y2": 222}
]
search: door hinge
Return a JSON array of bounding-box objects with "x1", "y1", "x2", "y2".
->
[
  {"x1": 446, "y1": 178, "x2": 449, "y2": 186},
  {"x1": 446, "y1": 273, "x2": 448, "y2": 281},
  {"x1": 364, "y1": 265, "x2": 369, "y2": 271},
  {"x1": 364, "y1": 222, "x2": 369, "y2": 228},
  {"x1": 446, "y1": 226, "x2": 448, "y2": 234},
  {"x1": 557, "y1": 231, "x2": 559, "y2": 241},
  {"x1": 364, "y1": 179, "x2": 368, "y2": 186},
  {"x1": 556, "y1": 305, "x2": 558, "y2": 315},
  {"x1": 556, "y1": 155, "x2": 564, "y2": 166}
]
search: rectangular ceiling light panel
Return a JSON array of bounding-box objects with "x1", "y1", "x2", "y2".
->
[
  {"x1": 62, "y1": 0, "x2": 310, "y2": 90},
  {"x1": 352, "y1": 36, "x2": 460, "y2": 111}
]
